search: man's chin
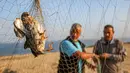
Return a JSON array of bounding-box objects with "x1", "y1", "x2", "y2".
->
[{"x1": 105, "y1": 38, "x2": 112, "y2": 41}]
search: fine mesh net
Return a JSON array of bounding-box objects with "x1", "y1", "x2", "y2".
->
[
  {"x1": 29, "y1": 0, "x2": 45, "y2": 28},
  {"x1": 0, "y1": 0, "x2": 47, "y2": 72},
  {"x1": 0, "y1": 0, "x2": 130, "y2": 73}
]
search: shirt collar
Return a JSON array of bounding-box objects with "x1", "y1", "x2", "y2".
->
[{"x1": 100, "y1": 37, "x2": 115, "y2": 44}]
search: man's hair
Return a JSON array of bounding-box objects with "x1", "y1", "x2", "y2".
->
[
  {"x1": 104, "y1": 24, "x2": 114, "y2": 32},
  {"x1": 70, "y1": 23, "x2": 82, "y2": 34}
]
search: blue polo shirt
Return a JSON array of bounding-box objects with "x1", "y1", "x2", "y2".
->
[{"x1": 60, "y1": 40, "x2": 83, "y2": 73}]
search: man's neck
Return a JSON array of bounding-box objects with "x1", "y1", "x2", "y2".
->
[
  {"x1": 104, "y1": 38, "x2": 112, "y2": 45},
  {"x1": 70, "y1": 36, "x2": 78, "y2": 42}
]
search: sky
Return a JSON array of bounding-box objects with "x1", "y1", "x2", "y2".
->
[{"x1": 0, "y1": 0, "x2": 130, "y2": 43}]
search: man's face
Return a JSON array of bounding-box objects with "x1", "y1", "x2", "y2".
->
[
  {"x1": 71, "y1": 27, "x2": 82, "y2": 40},
  {"x1": 104, "y1": 27, "x2": 114, "y2": 41}
]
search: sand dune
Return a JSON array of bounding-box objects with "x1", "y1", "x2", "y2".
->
[{"x1": 0, "y1": 43, "x2": 130, "y2": 73}]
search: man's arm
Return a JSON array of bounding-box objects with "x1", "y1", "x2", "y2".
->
[
  {"x1": 72, "y1": 51, "x2": 95, "y2": 59},
  {"x1": 101, "y1": 42, "x2": 127, "y2": 62},
  {"x1": 61, "y1": 40, "x2": 95, "y2": 59},
  {"x1": 107, "y1": 47, "x2": 127, "y2": 62}
]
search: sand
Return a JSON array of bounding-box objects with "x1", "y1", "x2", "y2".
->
[{"x1": 0, "y1": 43, "x2": 130, "y2": 73}]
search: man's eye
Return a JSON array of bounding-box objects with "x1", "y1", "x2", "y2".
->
[{"x1": 107, "y1": 32, "x2": 110, "y2": 34}]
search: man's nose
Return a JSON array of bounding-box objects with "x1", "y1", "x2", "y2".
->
[
  {"x1": 73, "y1": 33, "x2": 77, "y2": 36},
  {"x1": 105, "y1": 33, "x2": 109, "y2": 36}
]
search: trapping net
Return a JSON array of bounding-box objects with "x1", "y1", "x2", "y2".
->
[
  {"x1": 0, "y1": 0, "x2": 130, "y2": 73},
  {"x1": 29, "y1": 0, "x2": 44, "y2": 27}
]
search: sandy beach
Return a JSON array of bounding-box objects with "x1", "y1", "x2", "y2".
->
[{"x1": 0, "y1": 43, "x2": 130, "y2": 73}]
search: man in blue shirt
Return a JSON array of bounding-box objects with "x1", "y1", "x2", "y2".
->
[{"x1": 58, "y1": 23, "x2": 96, "y2": 73}]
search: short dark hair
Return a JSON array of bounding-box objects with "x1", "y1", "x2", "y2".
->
[{"x1": 104, "y1": 24, "x2": 114, "y2": 32}]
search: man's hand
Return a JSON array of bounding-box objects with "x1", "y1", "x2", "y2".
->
[
  {"x1": 88, "y1": 64, "x2": 97, "y2": 71},
  {"x1": 94, "y1": 54, "x2": 100, "y2": 58},
  {"x1": 100, "y1": 53, "x2": 111, "y2": 58},
  {"x1": 85, "y1": 61, "x2": 97, "y2": 71}
]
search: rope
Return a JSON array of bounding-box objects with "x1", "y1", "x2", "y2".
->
[{"x1": 95, "y1": 57, "x2": 101, "y2": 73}]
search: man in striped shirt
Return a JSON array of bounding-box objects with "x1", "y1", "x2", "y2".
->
[{"x1": 93, "y1": 24, "x2": 127, "y2": 73}]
